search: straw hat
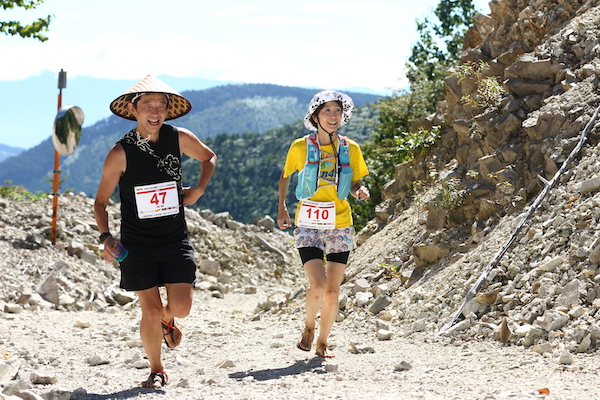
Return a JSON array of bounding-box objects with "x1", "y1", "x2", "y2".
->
[
  {"x1": 303, "y1": 90, "x2": 354, "y2": 131},
  {"x1": 109, "y1": 75, "x2": 192, "y2": 121}
]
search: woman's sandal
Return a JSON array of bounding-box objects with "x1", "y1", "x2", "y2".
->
[
  {"x1": 315, "y1": 342, "x2": 335, "y2": 358},
  {"x1": 296, "y1": 326, "x2": 314, "y2": 352},
  {"x1": 161, "y1": 318, "x2": 182, "y2": 349},
  {"x1": 142, "y1": 370, "x2": 168, "y2": 388}
]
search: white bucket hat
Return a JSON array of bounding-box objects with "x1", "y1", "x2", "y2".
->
[
  {"x1": 303, "y1": 90, "x2": 354, "y2": 131},
  {"x1": 109, "y1": 75, "x2": 192, "y2": 121}
]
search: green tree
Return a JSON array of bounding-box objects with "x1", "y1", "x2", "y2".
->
[
  {"x1": 408, "y1": 0, "x2": 477, "y2": 83},
  {"x1": 1, "y1": 0, "x2": 52, "y2": 41},
  {"x1": 354, "y1": 0, "x2": 478, "y2": 228}
]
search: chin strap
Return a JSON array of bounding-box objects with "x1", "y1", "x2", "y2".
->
[{"x1": 317, "y1": 120, "x2": 337, "y2": 138}]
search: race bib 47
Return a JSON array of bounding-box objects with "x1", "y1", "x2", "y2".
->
[{"x1": 134, "y1": 181, "x2": 180, "y2": 219}]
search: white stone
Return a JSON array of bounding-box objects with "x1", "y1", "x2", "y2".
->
[
  {"x1": 356, "y1": 291, "x2": 374, "y2": 307},
  {"x1": 376, "y1": 329, "x2": 393, "y2": 341},
  {"x1": 557, "y1": 351, "x2": 574, "y2": 365}
]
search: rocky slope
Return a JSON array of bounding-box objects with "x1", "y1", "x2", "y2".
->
[
  {"x1": 0, "y1": 192, "x2": 303, "y2": 313},
  {"x1": 343, "y1": 0, "x2": 600, "y2": 359}
]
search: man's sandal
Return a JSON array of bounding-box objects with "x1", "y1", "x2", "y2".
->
[
  {"x1": 315, "y1": 342, "x2": 335, "y2": 358},
  {"x1": 161, "y1": 318, "x2": 182, "y2": 349},
  {"x1": 296, "y1": 326, "x2": 314, "y2": 352},
  {"x1": 142, "y1": 370, "x2": 168, "y2": 388}
]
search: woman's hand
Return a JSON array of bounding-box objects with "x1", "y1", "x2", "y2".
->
[
  {"x1": 355, "y1": 185, "x2": 370, "y2": 201},
  {"x1": 277, "y1": 208, "x2": 292, "y2": 229}
]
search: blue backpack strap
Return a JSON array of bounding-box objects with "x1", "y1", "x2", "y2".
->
[
  {"x1": 295, "y1": 134, "x2": 320, "y2": 200},
  {"x1": 336, "y1": 136, "x2": 352, "y2": 199}
]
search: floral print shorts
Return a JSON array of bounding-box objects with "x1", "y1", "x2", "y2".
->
[{"x1": 293, "y1": 226, "x2": 356, "y2": 254}]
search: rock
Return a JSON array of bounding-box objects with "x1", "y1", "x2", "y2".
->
[
  {"x1": 349, "y1": 342, "x2": 375, "y2": 354},
  {"x1": 557, "y1": 351, "x2": 574, "y2": 365},
  {"x1": 532, "y1": 342, "x2": 553, "y2": 355},
  {"x1": 12, "y1": 391, "x2": 44, "y2": 400},
  {"x1": 30, "y1": 371, "x2": 57, "y2": 385},
  {"x1": 590, "y1": 245, "x2": 600, "y2": 264},
  {"x1": 413, "y1": 245, "x2": 447, "y2": 267},
  {"x1": 394, "y1": 361, "x2": 412, "y2": 372},
  {"x1": 369, "y1": 295, "x2": 392, "y2": 314},
  {"x1": 217, "y1": 360, "x2": 236, "y2": 368},
  {"x1": 85, "y1": 355, "x2": 109, "y2": 366},
  {"x1": 352, "y1": 278, "x2": 370, "y2": 295},
  {"x1": 555, "y1": 279, "x2": 583, "y2": 308},
  {"x1": 4, "y1": 304, "x2": 23, "y2": 314},
  {"x1": 356, "y1": 292, "x2": 373, "y2": 307},
  {"x1": 535, "y1": 310, "x2": 569, "y2": 332},
  {"x1": 199, "y1": 259, "x2": 221, "y2": 276},
  {"x1": 0, "y1": 362, "x2": 21, "y2": 385},
  {"x1": 538, "y1": 256, "x2": 564, "y2": 272},
  {"x1": 579, "y1": 178, "x2": 600, "y2": 194},
  {"x1": 44, "y1": 389, "x2": 73, "y2": 400},
  {"x1": 576, "y1": 334, "x2": 591, "y2": 353},
  {"x1": 107, "y1": 287, "x2": 136, "y2": 306},
  {"x1": 376, "y1": 329, "x2": 393, "y2": 341},
  {"x1": 36, "y1": 273, "x2": 60, "y2": 307},
  {"x1": 324, "y1": 364, "x2": 338, "y2": 373},
  {"x1": 495, "y1": 318, "x2": 513, "y2": 344},
  {"x1": 70, "y1": 388, "x2": 88, "y2": 400},
  {"x1": 244, "y1": 286, "x2": 257, "y2": 294},
  {"x1": 254, "y1": 216, "x2": 275, "y2": 231}
]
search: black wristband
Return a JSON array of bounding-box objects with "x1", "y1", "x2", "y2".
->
[{"x1": 98, "y1": 232, "x2": 112, "y2": 243}]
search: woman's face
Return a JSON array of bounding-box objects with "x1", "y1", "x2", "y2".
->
[{"x1": 313, "y1": 101, "x2": 343, "y2": 132}]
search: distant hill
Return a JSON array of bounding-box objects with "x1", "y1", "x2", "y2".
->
[
  {"x1": 0, "y1": 71, "x2": 241, "y2": 149},
  {"x1": 0, "y1": 144, "x2": 24, "y2": 163},
  {"x1": 0, "y1": 83, "x2": 381, "y2": 221}
]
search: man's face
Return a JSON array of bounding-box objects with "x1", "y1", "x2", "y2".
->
[{"x1": 128, "y1": 93, "x2": 168, "y2": 135}]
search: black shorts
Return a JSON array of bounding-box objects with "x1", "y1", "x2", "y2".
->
[
  {"x1": 118, "y1": 239, "x2": 197, "y2": 291},
  {"x1": 298, "y1": 247, "x2": 350, "y2": 265}
]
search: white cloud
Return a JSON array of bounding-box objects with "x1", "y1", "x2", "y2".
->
[
  {"x1": 297, "y1": 3, "x2": 401, "y2": 12},
  {"x1": 238, "y1": 15, "x2": 322, "y2": 25}
]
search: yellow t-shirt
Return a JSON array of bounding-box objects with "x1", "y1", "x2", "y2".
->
[{"x1": 283, "y1": 136, "x2": 369, "y2": 228}]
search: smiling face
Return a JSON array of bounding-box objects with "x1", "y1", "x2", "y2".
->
[
  {"x1": 312, "y1": 101, "x2": 343, "y2": 133},
  {"x1": 128, "y1": 93, "x2": 169, "y2": 136}
]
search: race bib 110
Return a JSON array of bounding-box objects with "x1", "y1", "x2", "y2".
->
[{"x1": 296, "y1": 200, "x2": 336, "y2": 229}]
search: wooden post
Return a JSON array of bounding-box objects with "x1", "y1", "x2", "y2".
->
[{"x1": 50, "y1": 69, "x2": 67, "y2": 245}]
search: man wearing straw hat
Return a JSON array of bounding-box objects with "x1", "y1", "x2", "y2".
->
[{"x1": 94, "y1": 75, "x2": 217, "y2": 388}]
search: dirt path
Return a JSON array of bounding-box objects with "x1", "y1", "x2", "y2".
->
[{"x1": 1, "y1": 289, "x2": 598, "y2": 400}]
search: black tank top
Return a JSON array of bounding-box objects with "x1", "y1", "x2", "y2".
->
[{"x1": 118, "y1": 124, "x2": 188, "y2": 246}]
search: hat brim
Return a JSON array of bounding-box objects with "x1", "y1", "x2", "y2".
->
[
  {"x1": 109, "y1": 75, "x2": 192, "y2": 121},
  {"x1": 110, "y1": 92, "x2": 192, "y2": 121}
]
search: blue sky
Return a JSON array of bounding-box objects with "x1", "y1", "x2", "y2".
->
[{"x1": 0, "y1": 0, "x2": 490, "y2": 149}]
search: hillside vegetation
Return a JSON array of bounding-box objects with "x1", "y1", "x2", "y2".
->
[{"x1": 0, "y1": 84, "x2": 380, "y2": 222}]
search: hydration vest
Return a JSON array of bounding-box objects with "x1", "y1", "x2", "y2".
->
[{"x1": 295, "y1": 133, "x2": 352, "y2": 200}]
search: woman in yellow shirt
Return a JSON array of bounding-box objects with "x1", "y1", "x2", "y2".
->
[{"x1": 277, "y1": 90, "x2": 370, "y2": 358}]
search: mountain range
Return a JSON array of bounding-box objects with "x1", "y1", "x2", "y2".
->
[
  {"x1": 0, "y1": 83, "x2": 381, "y2": 223},
  {"x1": 0, "y1": 71, "x2": 388, "y2": 151}
]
